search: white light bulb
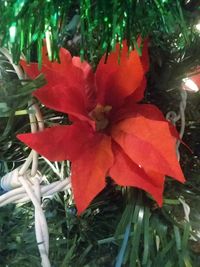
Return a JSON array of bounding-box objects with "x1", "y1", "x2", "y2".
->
[
  {"x1": 182, "y1": 78, "x2": 199, "y2": 92},
  {"x1": 196, "y1": 23, "x2": 200, "y2": 32}
]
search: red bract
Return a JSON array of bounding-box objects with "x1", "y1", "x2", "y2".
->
[{"x1": 18, "y1": 40, "x2": 185, "y2": 214}]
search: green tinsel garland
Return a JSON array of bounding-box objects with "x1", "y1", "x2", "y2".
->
[{"x1": 0, "y1": 0, "x2": 193, "y2": 64}]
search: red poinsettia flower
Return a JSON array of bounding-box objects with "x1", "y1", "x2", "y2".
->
[{"x1": 18, "y1": 40, "x2": 185, "y2": 214}]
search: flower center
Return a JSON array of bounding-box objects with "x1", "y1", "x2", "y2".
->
[{"x1": 89, "y1": 104, "x2": 112, "y2": 131}]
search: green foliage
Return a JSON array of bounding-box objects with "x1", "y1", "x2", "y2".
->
[
  {"x1": 0, "y1": 204, "x2": 40, "y2": 267},
  {"x1": 0, "y1": 185, "x2": 122, "y2": 267},
  {"x1": 0, "y1": 50, "x2": 46, "y2": 163},
  {"x1": 114, "y1": 189, "x2": 199, "y2": 267}
]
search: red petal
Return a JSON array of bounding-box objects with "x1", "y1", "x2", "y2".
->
[
  {"x1": 133, "y1": 104, "x2": 165, "y2": 120},
  {"x1": 33, "y1": 82, "x2": 92, "y2": 124},
  {"x1": 17, "y1": 122, "x2": 95, "y2": 161},
  {"x1": 20, "y1": 61, "x2": 41, "y2": 79},
  {"x1": 21, "y1": 50, "x2": 93, "y2": 122},
  {"x1": 20, "y1": 46, "x2": 75, "y2": 79},
  {"x1": 128, "y1": 77, "x2": 147, "y2": 103},
  {"x1": 21, "y1": 46, "x2": 98, "y2": 122},
  {"x1": 42, "y1": 47, "x2": 72, "y2": 76},
  {"x1": 114, "y1": 103, "x2": 182, "y2": 141},
  {"x1": 112, "y1": 113, "x2": 185, "y2": 182},
  {"x1": 116, "y1": 103, "x2": 185, "y2": 149},
  {"x1": 95, "y1": 39, "x2": 148, "y2": 109},
  {"x1": 72, "y1": 57, "x2": 96, "y2": 110},
  {"x1": 113, "y1": 103, "x2": 166, "y2": 124},
  {"x1": 33, "y1": 59, "x2": 94, "y2": 122},
  {"x1": 110, "y1": 143, "x2": 164, "y2": 206},
  {"x1": 71, "y1": 135, "x2": 114, "y2": 214},
  {"x1": 72, "y1": 56, "x2": 93, "y2": 79},
  {"x1": 39, "y1": 47, "x2": 95, "y2": 103}
]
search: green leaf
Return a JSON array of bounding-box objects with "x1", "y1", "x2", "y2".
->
[
  {"x1": 142, "y1": 207, "x2": 151, "y2": 265},
  {"x1": 174, "y1": 226, "x2": 181, "y2": 251}
]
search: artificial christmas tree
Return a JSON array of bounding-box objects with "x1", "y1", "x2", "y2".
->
[{"x1": 0, "y1": 1, "x2": 200, "y2": 266}]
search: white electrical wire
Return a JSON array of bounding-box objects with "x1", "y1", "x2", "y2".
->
[
  {"x1": 0, "y1": 48, "x2": 72, "y2": 267},
  {"x1": 166, "y1": 89, "x2": 187, "y2": 161}
]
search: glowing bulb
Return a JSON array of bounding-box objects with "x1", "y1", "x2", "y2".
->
[
  {"x1": 182, "y1": 78, "x2": 199, "y2": 93},
  {"x1": 195, "y1": 22, "x2": 200, "y2": 32}
]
